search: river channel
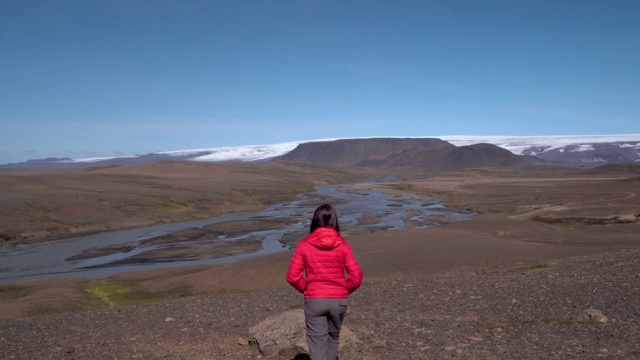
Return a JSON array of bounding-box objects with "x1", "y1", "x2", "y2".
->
[{"x1": 0, "y1": 180, "x2": 472, "y2": 285}]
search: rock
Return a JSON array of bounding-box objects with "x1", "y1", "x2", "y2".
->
[
  {"x1": 371, "y1": 339, "x2": 389, "y2": 349},
  {"x1": 578, "y1": 308, "x2": 609, "y2": 323},
  {"x1": 248, "y1": 309, "x2": 360, "y2": 356},
  {"x1": 164, "y1": 317, "x2": 175, "y2": 322}
]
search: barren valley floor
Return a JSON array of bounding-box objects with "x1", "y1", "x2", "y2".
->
[{"x1": 1, "y1": 163, "x2": 639, "y2": 359}]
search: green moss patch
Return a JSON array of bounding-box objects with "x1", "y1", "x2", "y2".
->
[
  {"x1": 82, "y1": 280, "x2": 130, "y2": 307},
  {"x1": 153, "y1": 198, "x2": 190, "y2": 213},
  {"x1": 0, "y1": 285, "x2": 29, "y2": 301},
  {"x1": 525, "y1": 262, "x2": 565, "y2": 272},
  {"x1": 544, "y1": 318, "x2": 598, "y2": 325},
  {"x1": 82, "y1": 279, "x2": 195, "y2": 308}
]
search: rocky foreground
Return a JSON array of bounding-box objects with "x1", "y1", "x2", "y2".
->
[{"x1": 1, "y1": 247, "x2": 638, "y2": 360}]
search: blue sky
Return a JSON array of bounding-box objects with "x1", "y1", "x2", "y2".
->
[{"x1": 1, "y1": 0, "x2": 639, "y2": 164}]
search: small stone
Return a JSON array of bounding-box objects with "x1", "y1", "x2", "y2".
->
[
  {"x1": 238, "y1": 337, "x2": 249, "y2": 346},
  {"x1": 578, "y1": 308, "x2": 609, "y2": 323},
  {"x1": 372, "y1": 340, "x2": 389, "y2": 349},
  {"x1": 164, "y1": 317, "x2": 175, "y2": 322},
  {"x1": 468, "y1": 336, "x2": 483, "y2": 342},
  {"x1": 444, "y1": 345, "x2": 457, "y2": 352}
]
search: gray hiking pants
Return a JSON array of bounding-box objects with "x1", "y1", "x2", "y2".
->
[{"x1": 304, "y1": 298, "x2": 348, "y2": 360}]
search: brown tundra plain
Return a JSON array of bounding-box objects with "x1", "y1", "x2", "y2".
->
[{"x1": 1, "y1": 160, "x2": 639, "y2": 359}]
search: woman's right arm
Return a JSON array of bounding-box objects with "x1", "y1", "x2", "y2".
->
[{"x1": 285, "y1": 245, "x2": 307, "y2": 293}]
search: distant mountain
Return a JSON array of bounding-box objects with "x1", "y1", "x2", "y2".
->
[
  {"x1": 0, "y1": 151, "x2": 215, "y2": 170},
  {"x1": 0, "y1": 142, "x2": 302, "y2": 170},
  {"x1": 1, "y1": 135, "x2": 638, "y2": 170},
  {"x1": 522, "y1": 142, "x2": 639, "y2": 163},
  {"x1": 441, "y1": 135, "x2": 640, "y2": 164},
  {"x1": 20, "y1": 157, "x2": 73, "y2": 166},
  {"x1": 438, "y1": 143, "x2": 535, "y2": 171},
  {"x1": 276, "y1": 139, "x2": 533, "y2": 171},
  {"x1": 276, "y1": 138, "x2": 455, "y2": 167}
]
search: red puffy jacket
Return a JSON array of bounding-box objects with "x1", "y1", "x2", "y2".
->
[{"x1": 286, "y1": 227, "x2": 363, "y2": 299}]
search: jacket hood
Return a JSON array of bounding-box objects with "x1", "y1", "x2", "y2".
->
[{"x1": 306, "y1": 227, "x2": 344, "y2": 250}]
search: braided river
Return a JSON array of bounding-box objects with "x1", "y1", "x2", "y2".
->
[{"x1": 0, "y1": 180, "x2": 472, "y2": 284}]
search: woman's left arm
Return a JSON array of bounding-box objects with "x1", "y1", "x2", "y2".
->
[{"x1": 344, "y1": 244, "x2": 363, "y2": 293}]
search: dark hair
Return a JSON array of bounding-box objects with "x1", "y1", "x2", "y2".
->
[{"x1": 310, "y1": 204, "x2": 340, "y2": 234}]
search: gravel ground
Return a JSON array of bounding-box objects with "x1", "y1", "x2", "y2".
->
[{"x1": 1, "y1": 248, "x2": 639, "y2": 360}]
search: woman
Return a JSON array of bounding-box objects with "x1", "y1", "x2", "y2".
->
[{"x1": 286, "y1": 204, "x2": 363, "y2": 360}]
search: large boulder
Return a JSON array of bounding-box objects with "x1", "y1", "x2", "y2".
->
[{"x1": 249, "y1": 309, "x2": 360, "y2": 356}]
